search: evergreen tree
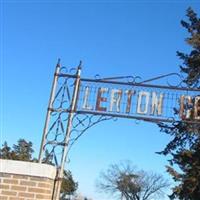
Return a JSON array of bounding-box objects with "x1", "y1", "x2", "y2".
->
[
  {"x1": 60, "y1": 170, "x2": 78, "y2": 200},
  {"x1": 178, "y1": 7, "x2": 200, "y2": 87},
  {"x1": 42, "y1": 149, "x2": 54, "y2": 165},
  {"x1": 159, "y1": 7, "x2": 200, "y2": 200},
  {"x1": 0, "y1": 141, "x2": 16, "y2": 159},
  {"x1": 0, "y1": 139, "x2": 78, "y2": 198},
  {"x1": 13, "y1": 138, "x2": 34, "y2": 161}
]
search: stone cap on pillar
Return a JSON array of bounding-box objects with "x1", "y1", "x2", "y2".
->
[{"x1": 0, "y1": 159, "x2": 57, "y2": 179}]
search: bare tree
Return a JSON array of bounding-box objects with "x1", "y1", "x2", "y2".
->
[{"x1": 97, "y1": 161, "x2": 169, "y2": 200}]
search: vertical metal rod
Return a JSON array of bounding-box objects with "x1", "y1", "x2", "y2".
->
[
  {"x1": 38, "y1": 59, "x2": 61, "y2": 163},
  {"x1": 53, "y1": 63, "x2": 82, "y2": 200}
]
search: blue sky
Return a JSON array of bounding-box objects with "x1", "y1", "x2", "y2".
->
[{"x1": 1, "y1": 1, "x2": 200, "y2": 199}]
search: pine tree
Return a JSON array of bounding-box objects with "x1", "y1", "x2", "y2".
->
[
  {"x1": 60, "y1": 170, "x2": 78, "y2": 200},
  {"x1": 0, "y1": 139, "x2": 78, "y2": 198},
  {"x1": 0, "y1": 141, "x2": 16, "y2": 159},
  {"x1": 178, "y1": 8, "x2": 200, "y2": 87},
  {"x1": 13, "y1": 138, "x2": 34, "y2": 161},
  {"x1": 159, "y1": 7, "x2": 200, "y2": 200},
  {"x1": 42, "y1": 149, "x2": 54, "y2": 164}
]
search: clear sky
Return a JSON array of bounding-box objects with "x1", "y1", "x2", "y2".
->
[{"x1": 1, "y1": 0, "x2": 200, "y2": 199}]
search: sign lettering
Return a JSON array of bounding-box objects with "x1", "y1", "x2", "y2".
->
[{"x1": 76, "y1": 79, "x2": 200, "y2": 123}]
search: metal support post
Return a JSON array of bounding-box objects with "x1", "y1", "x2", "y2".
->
[
  {"x1": 53, "y1": 63, "x2": 82, "y2": 200},
  {"x1": 38, "y1": 59, "x2": 61, "y2": 163}
]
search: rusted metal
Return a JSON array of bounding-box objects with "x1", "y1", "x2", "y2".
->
[
  {"x1": 78, "y1": 84, "x2": 200, "y2": 123},
  {"x1": 81, "y1": 77, "x2": 200, "y2": 92},
  {"x1": 179, "y1": 95, "x2": 192, "y2": 120},
  {"x1": 151, "y1": 92, "x2": 164, "y2": 115},
  {"x1": 109, "y1": 89, "x2": 123, "y2": 112},
  {"x1": 194, "y1": 96, "x2": 200, "y2": 120},
  {"x1": 95, "y1": 87, "x2": 108, "y2": 112},
  {"x1": 57, "y1": 73, "x2": 200, "y2": 92},
  {"x1": 43, "y1": 71, "x2": 200, "y2": 125},
  {"x1": 39, "y1": 62, "x2": 200, "y2": 200},
  {"x1": 125, "y1": 90, "x2": 135, "y2": 113},
  {"x1": 76, "y1": 110, "x2": 200, "y2": 124}
]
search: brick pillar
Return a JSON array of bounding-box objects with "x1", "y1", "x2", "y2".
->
[{"x1": 0, "y1": 159, "x2": 57, "y2": 200}]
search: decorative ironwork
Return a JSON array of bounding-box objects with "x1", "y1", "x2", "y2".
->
[
  {"x1": 39, "y1": 62, "x2": 113, "y2": 167},
  {"x1": 94, "y1": 72, "x2": 185, "y2": 86},
  {"x1": 94, "y1": 74, "x2": 141, "y2": 84},
  {"x1": 38, "y1": 60, "x2": 200, "y2": 199},
  {"x1": 77, "y1": 77, "x2": 200, "y2": 124},
  {"x1": 139, "y1": 72, "x2": 184, "y2": 87},
  {"x1": 39, "y1": 60, "x2": 200, "y2": 167},
  {"x1": 43, "y1": 113, "x2": 113, "y2": 166}
]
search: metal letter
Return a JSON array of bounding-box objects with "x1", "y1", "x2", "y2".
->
[
  {"x1": 194, "y1": 96, "x2": 200, "y2": 120},
  {"x1": 151, "y1": 92, "x2": 164, "y2": 115},
  {"x1": 82, "y1": 86, "x2": 93, "y2": 110},
  {"x1": 137, "y1": 91, "x2": 150, "y2": 114},
  {"x1": 109, "y1": 89, "x2": 122, "y2": 112},
  {"x1": 125, "y1": 90, "x2": 135, "y2": 113},
  {"x1": 179, "y1": 95, "x2": 193, "y2": 120},
  {"x1": 96, "y1": 87, "x2": 108, "y2": 112}
]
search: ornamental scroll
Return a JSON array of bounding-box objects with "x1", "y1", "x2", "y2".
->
[{"x1": 38, "y1": 61, "x2": 200, "y2": 200}]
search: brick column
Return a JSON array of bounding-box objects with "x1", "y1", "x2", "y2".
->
[{"x1": 0, "y1": 159, "x2": 57, "y2": 200}]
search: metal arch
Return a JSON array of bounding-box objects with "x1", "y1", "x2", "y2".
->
[
  {"x1": 39, "y1": 61, "x2": 200, "y2": 166},
  {"x1": 38, "y1": 60, "x2": 116, "y2": 199},
  {"x1": 39, "y1": 63, "x2": 115, "y2": 167},
  {"x1": 68, "y1": 114, "x2": 113, "y2": 152},
  {"x1": 38, "y1": 60, "x2": 200, "y2": 200},
  {"x1": 41, "y1": 112, "x2": 114, "y2": 167}
]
